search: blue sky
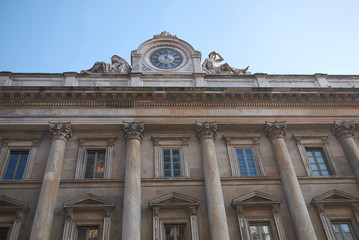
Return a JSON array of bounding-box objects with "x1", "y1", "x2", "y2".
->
[{"x1": 0, "y1": 0, "x2": 358, "y2": 74}]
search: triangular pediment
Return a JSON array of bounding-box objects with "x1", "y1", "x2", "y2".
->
[
  {"x1": 232, "y1": 191, "x2": 281, "y2": 207},
  {"x1": 63, "y1": 193, "x2": 115, "y2": 210},
  {"x1": 311, "y1": 189, "x2": 359, "y2": 206},
  {"x1": 149, "y1": 192, "x2": 200, "y2": 208},
  {"x1": 0, "y1": 195, "x2": 28, "y2": 211}
]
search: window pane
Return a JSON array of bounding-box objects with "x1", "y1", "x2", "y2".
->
[
  {"x1": 0, "y1": 228, "x2": 8, "y2": 240},
  {"x1": 332, "y1": 222, "x2": 356, "y2": 240},
  {"x1": 3, "y1": 152, "x2": 28, "y2": 180},
  {"x1": 77, "y1": 227, "x2": 99, "y2": 240},
  {"x1": 85, "y1": 150, "x2": 105, "y2": 179},
  {"x1": 236, "y1": 148, "x2": 257, "y2": 176},
  {"x1": 306, "y1": 148, "x2": 332, "y2": 176},
  {"x1": 162, "y1": 149, "x2": 181, "y2": 178},
  {"x1": 250, "y1": 223, "x2": 273, "y2": 240}
]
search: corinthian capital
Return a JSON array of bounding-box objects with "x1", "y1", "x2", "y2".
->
[
  {"x1": 332, "y1": 121, "x2": 355, "y2": 141},
  {"x1": 49, "y1": 122, "x2": 72, "y2": 142},
  {"x1": 196, "y1": 121, "x2": 217, "y2": 141},
  {"x1": 265, "y1": 121, "x2": 287, "y2": 140},
  {"x1": 123, "y1": 122, "x2": 145, "y2": 141}
]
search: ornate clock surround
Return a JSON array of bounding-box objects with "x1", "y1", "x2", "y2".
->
[{"x1": 144, "y1": 44, "x2": 188, "y2": 72}]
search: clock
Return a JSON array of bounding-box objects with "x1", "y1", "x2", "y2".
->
[{"x1": 150, "y1": 48, "x2": 183, "y2": 69}]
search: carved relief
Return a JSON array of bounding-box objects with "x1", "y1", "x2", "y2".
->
[
  {"x1": 123, "y1": 122, "x2": 145, "y2": 141},
  {"x1": 81, "y1": 55, "x2": 132, "y2": 74},
  {"x1": 195, "y1": 121, "x2": 217, "y2": 141},
  {"x1": 49, "y1": 122, "x2": 72, "y2": 142},
  {"x1": 332, "y1": 121, "x2": 355, "y2": 141},
  {"x1": 264, "y1": 121, "x2": 287, "y2": 140},
  {"x1": 153, "y1": 31, "x2": 178, "y2": 39}
]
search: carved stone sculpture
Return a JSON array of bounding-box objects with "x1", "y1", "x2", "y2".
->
[
  {"x1": 196, "y1": 121, "x2": 217, "y2": 141},
  {"x1": 332, "y1": 121, "x2": 355, "y2": 141},
  {"x1": 49, "y1": 122, "x2": 72, "y2": 142},
  {"x1": 202, "y1": 51, "x2": 250, "y2": 75},
  {"x1": 123, "y1": 122, "x2": 145, "y2": 141},
  {"x1": 264, "y1": 121, "x2": 287, "y2": 139},
  {"x1": 81, "y1": 55, "x2": 132, "y2": 74}
]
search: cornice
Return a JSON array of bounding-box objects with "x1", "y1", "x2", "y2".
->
[{"x1": 0, "y1": 86, "x2": 358, "y2": 107}]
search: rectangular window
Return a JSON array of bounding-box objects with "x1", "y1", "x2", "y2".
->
[
  {"x1": 332, "y1": 221, "x2": 356, "y2": 240},
  {"x1": 0, "y1": 228, "x2": 9, "y2": 240},
  {"x1": 76, "y1": 226, "x2": 99, "y2": 240},
  {"x1": 236, "y1": 148, "x2": 257, "y2": 176},
  {"x1": 164, "y1": 224, "x2": 187, "y2": 240},
  {"x1": 163, "y1": 149, "x2": 181, "y2": 177},
  {"x1": 3, "y1": 151, "x2": 29, "y2": 180},
  {"x1": 249, "y1": 223, "x2": 273, "y2": 240},
  {"x1": 306, "y1": 148, "x2": 331, "y2": 176},
  {"x1": 85, "y1": 150, "x2": 105, "y2": 179}
]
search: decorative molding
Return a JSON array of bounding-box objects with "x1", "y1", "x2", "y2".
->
[
  {"x1": 123, "y1": 122, "x2": 144, "y2": 141},
  {"x1": 195, "y1": 121, "x2": 217, "y2": 141},
  {"x1": 332, "y1": 121, "x2": 355, "y2": 141},
  {"x1": 264, "y1": 121, "x2": 287, "y2": 140},
  {"x1": 153, "y1": 31, "x2": 178, "y2": 39},
  {"x1": 49, "y1": 122, "x2": 72, "y2": 142}
]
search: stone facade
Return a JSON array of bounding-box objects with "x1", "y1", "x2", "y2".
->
[{"x1": 1, "y1": 32, "x2": 359, "y2": 240}]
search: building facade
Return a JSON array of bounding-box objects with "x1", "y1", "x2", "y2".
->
[{"x1": 1, "y1": 32, "x2": 359, "y2": 240}]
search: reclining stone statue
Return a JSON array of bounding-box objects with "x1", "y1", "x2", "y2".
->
[
  {"x1": 202, "y1": 51, "x2": 249, "y2": 74},
  {"x1": 81, "y1": 55, "x2": 132, "y2": 74}
]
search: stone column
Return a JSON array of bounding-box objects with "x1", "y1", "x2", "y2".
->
[
  {"x1": 196, "y1": 121, "x2": 230, "y2": 240},
  {"x1": 30, "y1": 122, "x2": 72, "y2": 240},
  {"x1": 265, "y1": 121, "x2": 317, "y2": 240},
  {"x1": 332, "y1": 121, "x2": 359, "y2": 185},
  {"x1": 122, "y1": 122, "x2": 144, "y2": 240}
]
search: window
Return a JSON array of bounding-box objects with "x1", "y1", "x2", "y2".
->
[
  {"x1": 306, "y1": 148, "x2": 331, "y2": 176},
  {"x1": 76, "y1": 226, "x2": 99, "y2": 240},
  {"x1": 236, "y1": 148, "x2": 257, "y2": 176},
  {"x1": 232, "y1": 191, "x2": 286, "y2": 240},
  {"x1": 0, "y1": 228, "x2": 9, "y2": 240},
  {"x1": 250, "y1": 223, "x2": 273, "y2": 240},
  {"x1": 0, "y1": 136, "x2": 41, "y2": 180},
  {"x1": 332, "y1": 222, "x2": 356, "y2": 240},
  {"x1": 84, "y1": 150, "x2": 105, "y2": 179},
  {"x1": 62, "y1": 194, "x2": 115, "y2": 240},
  {"x1": 293, "y1": 134, "x2": 337, "y2": 176},
  {"x1": 75, "y1": 135, "x2": 116, "y2": 179},
  {"x1": 223, "y1": 134, "x2": 265, "y2": 177},
  {"x1": 164, "y1": 224, "x2": 187, "y2": 240},
  {"x1": 3, "y1": 151, "x2": 29, "y2": 180},
  {"x1": 152, "y1": 135, "x2": 190, "y2": 178},
  {"x1": 163, "y1": 149, "x2": 181, "y2": 177}
]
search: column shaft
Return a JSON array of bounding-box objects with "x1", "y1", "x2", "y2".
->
[
  {"x1": 332, "y1": 121, "x2": 359, "y2": 185},
  {"x1": 30, "y1": 122, "x2": 71, "y2": 240},
  {"x1": 265, "y1": 121, "x2": 317, "y2": 240},
  {"x1": 196, "y1": 121, "x2": 230, "y2": 240},
  {"x1": 122, "y1": 122, "x2": 144, "y2": 240}
]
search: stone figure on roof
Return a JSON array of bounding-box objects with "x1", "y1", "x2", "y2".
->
[
  {"x1": 202, "y1": 51, "x2": 249, "y2": 75},
  {"x1": 81, "y1": 55, "x2": 132, "y2": 74}
]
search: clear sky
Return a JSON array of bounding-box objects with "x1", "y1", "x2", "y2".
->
[{"x1": 0, "y1": 0, "x2": 358, "y2": 74}]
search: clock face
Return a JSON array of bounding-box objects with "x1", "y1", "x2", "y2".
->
[{"x1": 150, "y1": 48, "x2": 183, "y2": 69}]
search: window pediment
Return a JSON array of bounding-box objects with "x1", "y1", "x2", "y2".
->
[
  {"x1": 232, "y1": 191, "x2": 281, "y2": 207},
  {"x1": 0, "y1": 195, "x2": 28, "y2": 212},
  {"x1": 311, "y1": 189, "x2": 359, "y2": 206},
  {"x1": 149, "y1": 192, "x2": 200, "y2": 208},
  {"x1": 63, "y1": 193, "x2": 115, "y2": 211}
]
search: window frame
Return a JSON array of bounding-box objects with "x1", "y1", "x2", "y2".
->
[
  {"x1": 152, "y1": 135, "x2": 190, "y2": 178},
  {"x1": 0, "y1": 135, "x2": 41, "y2": 180},
  {"x1": 75, "y1": 135, "x2": 116, "y2": 179},
  {"x1": 84, "y1": 150, "x2": 106, "y2": 179},
  {"x1": 75, "y1": 225, "x2": 101, "y2": 240},
  {"x1": 293, "y1": 134, "x2": 338, "y2": 177},
  {"x1": 223, "y1": 134, "x2": 265, "y2": 177},
  {"x1": 162, "y1": 148, "x2": 181, "y2": 178},
  {"x1": 331, "y1": 220, "x2": 357, "y2": 240},
  {"x1": 249, "y1": 222, "x2": 274, "y2": 240}
]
